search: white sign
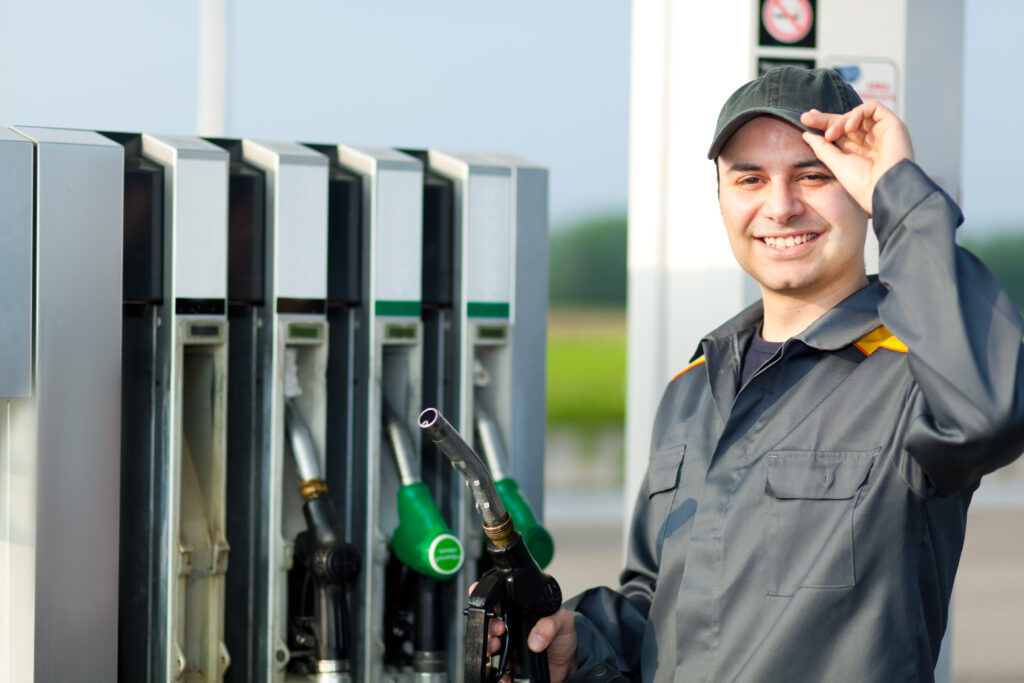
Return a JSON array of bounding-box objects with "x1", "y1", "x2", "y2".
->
[{"x1": 827, "y1": 59, "x2": 899, "y2": 113}]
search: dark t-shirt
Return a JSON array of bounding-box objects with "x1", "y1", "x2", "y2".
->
[{"x1": 740, "y1": 329, "x2": 782, "y2": 387}]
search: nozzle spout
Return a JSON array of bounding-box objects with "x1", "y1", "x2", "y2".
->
[
  {"x1": 286, "y1": 398, "x2": 322, "y2": 483},
  {"x1": 419, "y1": 408, "x2": 508, "y2": 528}
]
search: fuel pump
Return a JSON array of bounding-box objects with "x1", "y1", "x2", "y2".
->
[
  {"x1": 383, "y1": 402, "x2": 464, "y2": 681},
  {"x1": 335, "y1": 145, "x2": 464, "y2": 681},
  {"x1": 211, "y1": 137, "x2": 269, "y2": 683},
  {"x1": 115, "y1": 133, "x2": 232, "y2": 682},
  {"x1": 235, "y1": 140, "x2": 360, "y2": 682},
  {"x1": 423, "y1": 152, "x2": 553, "y2": 666}
]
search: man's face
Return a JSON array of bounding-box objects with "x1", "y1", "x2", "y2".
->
[{"x1": 716, "y1": 116, "x2": 869, "y2": 300}]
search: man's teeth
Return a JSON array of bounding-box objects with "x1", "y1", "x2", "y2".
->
[{"x1": 763, "y1": 234, "x2": 817, "y2": 248}]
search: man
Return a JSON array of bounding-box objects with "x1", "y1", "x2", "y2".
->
[{"x1": 491, "y1": 67, "x2": 1024, "y2": 681}]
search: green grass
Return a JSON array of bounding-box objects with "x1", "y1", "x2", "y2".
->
[{"x1": 546, "y1": 308, "x2": 627, "y2": 428}]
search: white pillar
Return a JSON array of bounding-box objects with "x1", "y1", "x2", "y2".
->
[{"x1": 198, "y1": 0, "x2": 228, "y2": 136}]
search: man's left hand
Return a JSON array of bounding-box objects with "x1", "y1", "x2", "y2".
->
[{"x1": 800, "y1": 102, "x2": 914, "y2": 215}]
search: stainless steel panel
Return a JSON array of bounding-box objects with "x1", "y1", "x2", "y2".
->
[
  {"x1": 0, "y1": 131, "x2": 33, "y2": 398},
  {"x1": 484, "y1": 155, "x2": 549, "y2": 518},
  {"x1": 11, "y1": 126, "x2": 123, "y2": 683},
  {"x1": 141, "y1": 134, "x2": 229, "y2": 300},
  {"x1": 241, "y1": 140, "x2": 329, "y2": 301},
  {"x1": 337, "y1": 146, "x2": 423, "y2": 305}
]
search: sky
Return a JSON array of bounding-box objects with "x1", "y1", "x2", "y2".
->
[{"x1": 0, "y1": 0, "x2": 1018, "y2": 233}]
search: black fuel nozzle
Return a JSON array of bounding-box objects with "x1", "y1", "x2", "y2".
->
[
  {"x1": 420, "y1": 407, "x2": 561, "y2": 683},
  {"x1": 291, "y1": 492, "x2": 361, "y2": 668},
  {"x1": 286, "y1": 398, "x2": 360, "y2": 675}
]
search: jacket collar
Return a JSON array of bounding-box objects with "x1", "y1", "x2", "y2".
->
[
  {"x1": 692, "y1": 276, "x2": 886, "y2": 362},
  {"x1": 795, "y1": 277, "x2": 886, "y2": 351}
]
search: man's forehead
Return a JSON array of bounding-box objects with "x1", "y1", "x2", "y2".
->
[{"x1": 717, "y1": 115, "x2": 815, "y2": 165}]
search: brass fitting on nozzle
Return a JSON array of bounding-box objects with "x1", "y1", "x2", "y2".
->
[
  {"x1": 483, "y1": 513, "x2": 516, "y2": 548},
  {"x1": 299, "y1": 477, "x2": 329, "y2": 501}
]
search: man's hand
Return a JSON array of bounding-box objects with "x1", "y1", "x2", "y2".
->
[
  {"x1": 487, "y1": 608, "x2": 579, "y2": 682},
  {"x1": 800, "y1": 102, "x2": 914, "y2": 215}
]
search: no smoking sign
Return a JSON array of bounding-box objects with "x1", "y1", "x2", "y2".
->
[{"x1": 760, "y1": 0, "x2": 816, "y2": 49}]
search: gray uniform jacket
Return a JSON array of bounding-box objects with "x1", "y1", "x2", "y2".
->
[{"x1": 566, "y1": 160, "x2": 1024, "y2": 683}]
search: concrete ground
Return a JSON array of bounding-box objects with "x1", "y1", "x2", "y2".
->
[{"x1": 543, "y1": 490, "x2": 1024, "y2": 682}]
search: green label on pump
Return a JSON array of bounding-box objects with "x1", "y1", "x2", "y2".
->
[
  {"x1": 375, "y1": 300, "x2": 421, "y2": 317},
  {"x1": 467, "y1": 302, "x2": 510, "y2": 319},
  {"x1": 429, "y1": 534, "x2": 464, "y2": 575}
]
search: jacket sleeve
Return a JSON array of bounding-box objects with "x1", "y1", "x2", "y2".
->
[
  {"x1": 564, "y1": 375, "x2": 687, "y2": 681},
  {"x1": 563, "y1": 482, "x2": 657, "y2": 682},
  {"x1": 873, "y1": 159, "x2": 1024, "y2": 494}
]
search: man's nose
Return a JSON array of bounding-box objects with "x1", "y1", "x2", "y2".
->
[{"x1": 762, "y1": 181, "x2": 804, "y2": 224}]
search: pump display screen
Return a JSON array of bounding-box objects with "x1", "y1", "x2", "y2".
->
[{"x1": 288, "y1": 323, "x2": 323, "y2": 341}]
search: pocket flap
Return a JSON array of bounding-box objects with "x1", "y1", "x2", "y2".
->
[
  {"x1": 647, "y1": 446, "x2": 684, "y2": 495},
  {"x1": 766, "y1": 450, "x2": 875, "y2": 500}
]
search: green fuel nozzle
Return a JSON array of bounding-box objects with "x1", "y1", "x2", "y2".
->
[
  {"x1": 475, "y1": 407, "x2": 554, "y2": 569},
  {"x1": 493, "y1": 477, "x2": 554, "y2": 569},
  {"x1": 385, "y1": 413, "x2": 464, "y2": 580},
  {"x1": 392, "y1": 482, "x2": 464, "y2": 578}
]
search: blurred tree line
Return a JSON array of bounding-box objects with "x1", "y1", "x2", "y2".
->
[
  {"x1": 961, "y1": 231, "x2": 1024, "y2": 312},
  {"x1": 549, "y1": 212, "x2": 627, "y2": 308},
  {"x1": 547, "y1": 213, "x2": 1024, "y2": 313}
]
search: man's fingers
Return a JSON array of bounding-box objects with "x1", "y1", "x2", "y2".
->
[
  {"x1": 526, "y1": 614, "x2": 561, "y2": 652},
  {"x1": 802, "y1": 131, "x2": 843, "y2": 166},
  {"x1": 526, "y1": 609, "x2": 577, "y2": 653},
  {"x1": 800, "y1": 108, "x2": 835, "y2": 132},
  {"x1": 489, "y1": 618, "x2": 506, "y2": 637}
]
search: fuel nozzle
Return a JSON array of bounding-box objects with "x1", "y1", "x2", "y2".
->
[
  {"x1": 283, "y1": 348, "x2": 359, "y2": 675},
  {"x1": 474, "y1": 407, "x2": 555, "y2": 569},
  {"x1": 385, "y1": 408, "x2": 465, "y2": 579},
  {"x1": 420, "y1": 407, "x2": 561, "y2": 683}
]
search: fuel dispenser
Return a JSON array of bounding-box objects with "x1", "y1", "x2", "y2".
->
[
  {"x1": 423, "y1": 151, "x2": 552, "y2": 678},
  {"x1": 117, "y1": 133, "x2": 231, "y2": 683},
  {"x1": 229, "y1": 139, "x2": 360, "y2": 683},
  {"x1": 0, "y1": 127, "x2": 122, "y2": 683},
  {"x1": 211, "y1": 137, "x2": 269, "y2": 683},
  {"x1": 333, "y1": 146, "x2": 465, "y2": 682},
  {"x1": 0, "y1": 122, "x2": 548, "y2": 683}
]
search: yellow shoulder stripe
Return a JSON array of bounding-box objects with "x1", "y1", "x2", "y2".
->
[
  {"x1": 672, "y1": 355, "x2": 707, "y2": 381},
  {"x1": 853, "y1": 325, "x2": 908, "y2": 357}
]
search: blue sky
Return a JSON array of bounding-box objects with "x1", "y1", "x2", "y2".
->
[{"x1": 0, "y1": 1, "x2": 1017, "y2": 233}]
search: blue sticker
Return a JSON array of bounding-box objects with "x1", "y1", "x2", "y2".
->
[{"x1": 833, "y1": 65, "x2": 861, "y2": 83}]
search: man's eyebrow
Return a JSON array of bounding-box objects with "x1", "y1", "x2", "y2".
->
[
  {"x1": 793, "y1": 158, "x2": 829, "y2": 170},
  {"x1": 725, "y1": 159, "x2": 829, "y2": 173},
  {"x1": 725, "y1": 162, "x2": 762, "y2": 173}
]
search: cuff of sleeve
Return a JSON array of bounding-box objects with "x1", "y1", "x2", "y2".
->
[
  {"x1": 568, "y1": 614, "x2": 634, "y2": 682},
  {"x1": 871, "y1": 159, "x2": 961, "y2": 247}
]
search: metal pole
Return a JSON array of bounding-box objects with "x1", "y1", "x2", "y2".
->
[{"x1": 197, "y1": 0, "x2": 227, "y2": 136}]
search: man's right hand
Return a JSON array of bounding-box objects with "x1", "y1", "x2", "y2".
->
[{"x1": 487, "y1": 608, "x2": 579, "y2": 682}]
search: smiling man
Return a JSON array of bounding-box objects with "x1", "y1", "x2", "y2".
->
[{"x1": 485, "y1": 67, "x2": 1024, "y2": 682}]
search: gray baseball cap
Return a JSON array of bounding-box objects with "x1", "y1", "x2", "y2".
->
[{"x1": 708, "y1": 66, "x2": 862, "y2": 160}]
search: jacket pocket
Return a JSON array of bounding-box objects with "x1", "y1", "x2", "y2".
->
[
  {"x1": 764, "y1": 450, "x2": 875, "y2": 597},
  {"x1": 646, "y1": 445, "x2": 687, "y2": 555},
  {"x1": 648, "y1": 444, "x2": 685, "y2": 496}
]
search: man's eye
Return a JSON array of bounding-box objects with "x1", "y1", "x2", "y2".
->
[
  {"x1": 737, "y1": 176, "x2": 762, "y2": 185},
  {"x1": 801, "y1": 173, "x2": 832, "y2": 183}
]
